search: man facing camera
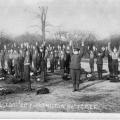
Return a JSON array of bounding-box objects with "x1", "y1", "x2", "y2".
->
[{"x1": 69, "y1": 40, "x2": 85, "y2": 92}]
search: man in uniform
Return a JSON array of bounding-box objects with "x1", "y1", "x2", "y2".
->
[
  {"x1": 18, "y1": 49, "x2": 25, "y2": 81},
  {"x1": 64, "y1": 46, "x2": 71, "y2": 76},
  {"x1": 106, "y1": 47, "x2": 113, "y2": 77},
  {"x1": 60, "y1": 50, "x2": 65, "y2": 79},
  {"x1": 7, "y1": 49, "x2": 13, "y2": 75},
  {"x1": 95, "y1": 47, "x2": 105, "y2": 80},
  {"x1": 32, "y1": 48, "x2": 38, "y2": 76},
  {"x1": 13, "y1": 50, "x2": 19, "y2": 79},
  {"x1": 24, "y1": 50, "x2": 31, "y2": 91},
  {"x1": 87, "y1": 46, "x2": 96, "y2": 76},
  {"x1": 54, "y1": 50, "x2": 59, "y2": 70},
  {"x1": 41, "y1": 41, "x2": 47, "y2": 82},
  {"x1": 1, "y1": 49, "x2": 5, "y2": 70},
  {"x1": 50, "y1": 50, "x2": 55, "y2": 73},
  {"x1": 69, "y1": 40, "x2": 85, "y2": 92},
  {"x1": 108, "y1": 42, "x2": 120, "y2": 78}
]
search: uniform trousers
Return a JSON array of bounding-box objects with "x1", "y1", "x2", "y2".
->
[
  {"x1": 24, "y1": 65, "x2": 31, "y2": 90},
  {"x1": 70, "y1": 69, "x2": 80, "y2": 90},
  {"x1": 108, "y1": 62, "x2": 113, "y2": 76},
  {"x1": 97, "y1": 64, "x2": 103, "y2": 79},
  {"x1": 112, "y1": 59, "x2": 118, "y2": 76}
]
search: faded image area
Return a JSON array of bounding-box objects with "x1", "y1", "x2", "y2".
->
[{"x1": 0, "y1": 0, "x2": 120, "y2": 113}]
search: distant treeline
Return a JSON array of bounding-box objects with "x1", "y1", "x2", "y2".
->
[{"x1": 0, "y1": 32, "x2": 120, "y2": 51}]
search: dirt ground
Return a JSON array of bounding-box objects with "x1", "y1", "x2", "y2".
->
[{"x1": 0, "y1": 61, "x2": 120, "y2": 112}]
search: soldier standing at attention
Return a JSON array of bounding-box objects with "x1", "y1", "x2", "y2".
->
[
  {"x1": 108, "y1": 42, "x2": 120, "y2": 78},
  {"x1": 69, "y1": 40, "x2": 85, "y2": 92}
]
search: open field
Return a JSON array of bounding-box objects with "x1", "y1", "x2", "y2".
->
[{"x1": 0, "y1": 61, "x2": 120, "y2": 112}]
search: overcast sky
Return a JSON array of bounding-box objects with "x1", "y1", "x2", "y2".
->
[{"x1": 0, "y1": 0, "x2": 120, "y2": 39}]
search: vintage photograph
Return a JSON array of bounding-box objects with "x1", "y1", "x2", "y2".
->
[{"x1": 0, "y1": 0, "x2": 120, "y2": 115}]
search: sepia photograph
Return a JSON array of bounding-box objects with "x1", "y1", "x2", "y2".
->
[{"x1": 0, "y1": 0, "x2": 120, "y2": 119}]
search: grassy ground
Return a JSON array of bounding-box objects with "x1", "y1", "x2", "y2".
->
[{"x1": 0, "y1": 61, "x2": 120, "y2": 112}]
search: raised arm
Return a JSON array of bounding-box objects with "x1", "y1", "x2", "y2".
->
[
  {"x1": 43, "y1": 41, "x2": 46, "y2": 58},
  {"x1": 108, "y1": 42, "x2": 112, "y2": 54},
  {"x1": 101, "y1": 47, "x2": 106, "y2": 58},
  {"x1": 117, "y1": 46, "x2": 120, "y2": 54},
  {"x1": 69, "y1": 40, "x2": 73, "y2": 57},
  {"x1": 86, "y1": 46, "x2": 91, "y2": 55},
  {"x1": 79, "y1": 41, "x2": 85, "y2": 58}
]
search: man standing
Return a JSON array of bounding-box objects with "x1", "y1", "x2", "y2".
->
[
  {"x1": 13, "y1": 50, "x2": 19, "y2": 80},
  {"x1": 64, "y1": 46, "x2": 71, "y2": 76},
  {"x1": 95, "y1": 47, "x2": 105, "y2": 80},
  {"x1": 50, "y1": 51, "x2": 55, "y2": 73},
  {"x1": 87, "y1": 46, "x2": 96, "y2": 76},
  {"x1": 41, "y1": 42, "x2": 47, "y2": 82},
  {"x1": 7, "y1": 49, "x2": 13, "y2": 75},
  {"x1": 106, "y1": 47, "x2": 113, "y2": 77},
  {"x1": 24, "y1": 50, "x2": 31, "y2": 91},
  {"x1": 1, "y1": 49, "x2": 5, "y2": 70},
  {"x1": 108, "y1": 42, "x2": 120, "y2": 78},
  {"x1": 60, "y1": 50, "x2": 66, "y2": 79},
  {"x1": 19, "y1": 49, "x2": 25, "y2": 81},
  {"x1": 70, "y1": 40, "x2": 85, "y2": 92}
]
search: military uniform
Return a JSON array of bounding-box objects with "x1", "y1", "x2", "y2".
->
[
  {"x1": 7, "y1": 51, "x2": 13, "y2": 74},
  {"x1": 24, "y1": 50, "x2": 31, "y2": 90},
  {"x1": 95, "y1": 50, "x2": 105, "y2": 79},
  {"x1": 50, "y1": 51, "x2": 55, "y2": 73},
  {"x1": 13, "y1": 51, "x2": 19, "y2": 79},
  {"x1": 108, "y1": 44, "x2": 120, "y2": 77},
  {"x1": 64, "y1": 51, "x2": 71, "y2": 75},
  {"x1": 88, "y1": 50, "x2": 95, "y2": 75},
  {"x1": 70, "y1": 43, "x2": 84, "y2": 91},
  {"x1": 107, "y1": 51, "x2": 113, "y2": 77},
  {"x1": 41, "y1": 45, "x2": 47, "y2": 82},
  {"x1": 18, "y1": 50, "x2": 24, "y2": 80},
  {"x1": 60, "y1": 50, "x2": 65, "y2": 79},
  {"x1": 1, "y1": 50, "x2": 5, "y2": 70},
  {"x1": 54, "y1": 50, "x2": 59, "y2": 70},
  {"x1": 32, "y1": 50, "x2": 38, "y2": 75}
]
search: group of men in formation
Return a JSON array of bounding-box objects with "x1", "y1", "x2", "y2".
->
[{"x1": 0, "y1": 40, "x2": 120, "y2": 91}]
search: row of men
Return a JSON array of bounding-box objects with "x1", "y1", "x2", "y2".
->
[
  {"x1": 0, "y1": 42, "x2": 71, "y2": 82},
  {"x1": 67, "y1": 41, "x2": 120, "y2": 91},
  {"x1": 0, "y1": 41, "x2": 120, "y2": 91}
]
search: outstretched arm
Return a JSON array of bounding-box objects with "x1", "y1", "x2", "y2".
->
[
  {"x1": 108, "y1": 42, "x2": 112, "y2": 54},
  {"x1": 79, "y1": 41, "x2": 85, "y2": 58},
  {"x1": 43, "y1": 41, "x2": 46, "y2": 58},
  {"x1": 69, "y1": 40, "x2": 73, "y2": 57},
  {"x1": 101, "y1": 47, "x2": 106, "y2": 58}
]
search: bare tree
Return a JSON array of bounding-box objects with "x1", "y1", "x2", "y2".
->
[{"x1": 37, "y1": 6, "x2": 48, "y2": 43}]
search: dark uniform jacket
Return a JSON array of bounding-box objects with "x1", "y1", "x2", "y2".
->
[
  {"x1": 95, "y1": 51, "x2": 105, "y2": 65},
  {"x1": 41, "y1": 46, "x2": 46, "y2": 71},
  {"x1": 106, "y1": 50, "x2": 112, "y2": 64},
  {"x1": 70, "y1": 46, "x2": 84, "y2": 70},
  {"x1": 65, "y1": 52, "x2": 71, "y2": 67}
]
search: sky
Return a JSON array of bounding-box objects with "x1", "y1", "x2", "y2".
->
[{"x1": 0, "y1": 0, "x2": 120, "y2": 39}]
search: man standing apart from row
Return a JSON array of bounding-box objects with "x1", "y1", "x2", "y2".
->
[{"x1": 69, "y1": 40, "x2": 85, "y2": 92}]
